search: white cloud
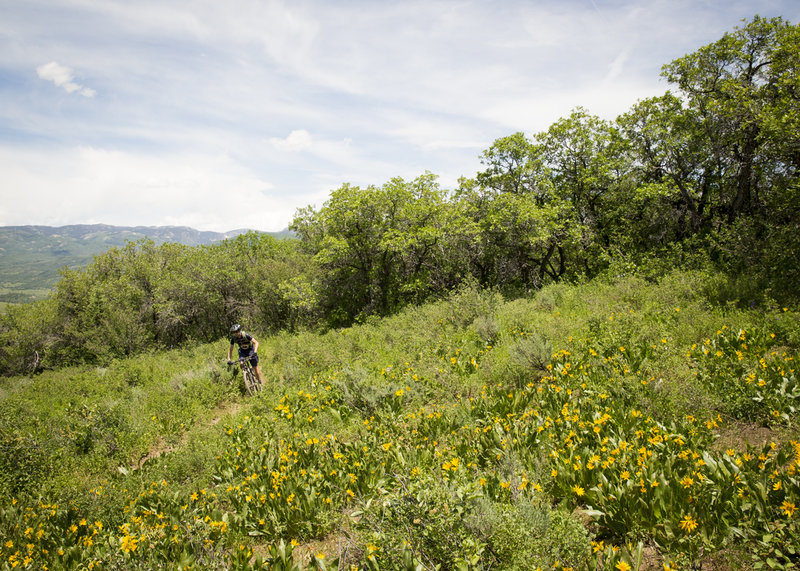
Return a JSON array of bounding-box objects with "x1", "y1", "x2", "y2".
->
[
  {"x1": 605, "y1": 50, "x2": 630, "y2": 84},
  {"x1": 269, "y1": 130, "x2": 313, "y2": 152},
  {"x1": 480, "y1": 74, "x2": 668, "y2": 134},
  {"x1": 266, "y1": 130, "x2": 360, "y2": 171},
  {"x1": 36, "y1": 61, "x2": 96, "y2": 97},
  {"x1": 387, "y1": 118, "x2": 488, "y2": 152}
]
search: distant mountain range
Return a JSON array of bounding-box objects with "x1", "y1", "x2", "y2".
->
[{"x1": 0, "y1": 224, "x2": 292, "y2": 304}]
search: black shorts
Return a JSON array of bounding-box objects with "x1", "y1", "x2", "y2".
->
[{"x1": 239, "y1": 350, "x2": 258, "y2": 366}]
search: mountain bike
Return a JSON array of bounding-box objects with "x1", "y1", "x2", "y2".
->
[{"x1": 229, "y1": 356, "x2": 262, "y2": 396}]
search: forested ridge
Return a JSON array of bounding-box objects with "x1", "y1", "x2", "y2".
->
[
  {"x1": 0, "y1": 224, "x2": 277, "y2": 304},
  {"x1": 1, "y1": 16, "x2": 800, "y2": 570}
]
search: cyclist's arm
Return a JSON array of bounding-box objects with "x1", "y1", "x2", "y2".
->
[
  {"x1": 251, "y1": 338, "x2": 259, "y2": 353},
  {"x1": 227, "y1": 343, "x2": 234, "y2": 362}
]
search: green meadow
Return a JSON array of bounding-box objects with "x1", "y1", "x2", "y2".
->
[{"x1": 1, "y1": 275, "x2": 798, "y2": 569}]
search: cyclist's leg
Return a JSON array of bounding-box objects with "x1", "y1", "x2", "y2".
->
[{"x1": 249, "y1": 353, "x2": 263, "y2": 384}]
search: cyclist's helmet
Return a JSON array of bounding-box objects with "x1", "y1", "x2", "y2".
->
[{"x1": 230, "y1": 323, "x2": 242, "y2": 333}]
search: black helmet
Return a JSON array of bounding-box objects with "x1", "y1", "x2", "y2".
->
[{"x1": 230, "y1": 323, "x2": 242, "y2": 333}]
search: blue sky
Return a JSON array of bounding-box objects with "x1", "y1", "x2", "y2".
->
[{"x1": 1, "y1": 0, "x2": 798, "y2": 232}]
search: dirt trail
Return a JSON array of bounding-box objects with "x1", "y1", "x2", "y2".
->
[{"x1": 132, "y1": 399, "x2": 245, "y2": 471}]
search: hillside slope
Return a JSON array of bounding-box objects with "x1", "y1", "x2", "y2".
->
[{"x1": 1, "y1": 275, "x2": 798, "y2": 569}]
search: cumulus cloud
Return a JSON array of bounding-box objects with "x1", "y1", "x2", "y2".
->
[{"x1": 36, "y1": 61, "x2": 96, "y2": 97}]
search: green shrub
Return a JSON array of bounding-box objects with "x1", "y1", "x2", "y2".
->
[
  {"x1": 354, "y1": 477, "x2": 479, "y2": 570},
  {"x1": 470, "y1": 314, "x2": 499, "y2": 345},
  {"x1": 467, "y1": 499, "x2": 592, "y2": 569},
  {"x1": 329, "y1": 366, "x2": 400, "y2": 418},
  {"x1": 501, "y1": 333, "x2": 552, "y2": 387},
  {"x1": 0, "y1": 430, "x2": 49, "y2": 498}
]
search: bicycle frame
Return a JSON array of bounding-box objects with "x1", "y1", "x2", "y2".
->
[{"x1": 236, "y1": 356, "x2": 262, "y2": 396}]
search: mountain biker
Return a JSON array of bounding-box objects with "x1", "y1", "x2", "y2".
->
[{"x1": 227, "y1": 324, "x2": 264, "y2": 385}]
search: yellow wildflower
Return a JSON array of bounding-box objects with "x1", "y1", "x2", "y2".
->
[
  {"x1": 781, "y1": 501, "x2": 796, "y2": 517},
  {"x1": 679, "y1": 514, "x2": 698, "y2": 533},
  {"x1": 120, "y1": 535, "x2": 138, "y2": 553}
]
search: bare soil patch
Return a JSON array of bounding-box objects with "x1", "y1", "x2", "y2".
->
[{"x1": 713, "y1": 421, "x2": 776, "y2": 452}]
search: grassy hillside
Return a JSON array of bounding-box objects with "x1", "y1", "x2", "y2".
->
[
  {"x1": 0, "y1": 225, "x2": 292, "y2": 303},
  {"x1": 1, "y1": 273, "x2": 798, "y2": 570}
]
